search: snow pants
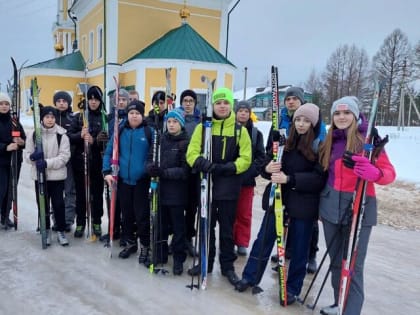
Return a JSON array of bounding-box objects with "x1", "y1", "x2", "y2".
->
[{"x1": 233, "y1": 186, "x2": 254, "y2": 248}]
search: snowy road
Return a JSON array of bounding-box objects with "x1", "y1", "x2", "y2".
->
[{"x1": 1, "y1": 162, "x2": 419, "y2": 315}]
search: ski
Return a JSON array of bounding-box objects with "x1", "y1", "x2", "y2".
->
[
  {"x1": 269, "y1": 65, "x2": 287, "y2": 306},
  {"x1": 31, "y1": 78, "x2": 47, "y2": 249},
  {"x1": 149, "y1": 90, "x2": 161, "y2": 274},
  {"x1": 337, "y1": 80, "x2": 383, "y2": 315},
  {"x1": 108, "y1": 77, "x2": 120, "y2": 257},
  {"x1": 165, "y1": 68, "x2": 173, "y2": 111},
  {"x1": 198, "y1": 75, "x2": 215, "y2": 290},
  {"x1": 10, "y1": 57, "x2": 19, "y2": 230}
]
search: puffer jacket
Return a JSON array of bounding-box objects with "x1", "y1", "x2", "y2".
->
[
  {"x1": 187, "y1": 111, "x2": 252, "y2": 200},
  {"x1": 319, "y1": 116, "x2": 396, "y2": 226},
  {"x1": 25, "y1": 124, "x2": 70, "y2": 181}
]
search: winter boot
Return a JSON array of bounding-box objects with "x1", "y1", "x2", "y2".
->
[
  {"x1": 237, "y1": 246, "x2": 247, "y2": 256},
  {"x1": 138, "y1": 244, "x2": 150, "y2": 265},
  {"x1": 74, "y1": 225, "x2": 85, "y2": 238},
  {"x1": 45, "y1": 229, "x2": 51, "y2": 246},
  {"x1": 320, "y1": 304, "x2": 338, "y2": 315},
  {"x1": 173, "y1": 260, "x2": 183, "y2": 276},
  {"x1": 119, "y1": 242, "x2": 138, "y2": 259},
  {"x1": 235, "y1": 278, "x2": 251, "y2": 292},
  {"x1": 93, "y1": 224, "x2": 102, "y2": 237},
  {"x1": 222, "y1": 270, "x2": 240, "y2": 286},
  {"x1": 57, "y1": 231, "x2": 69, "y2": 246},
  {"x1": 280, "y1": 292, "x2": 297, "y2": 306},
  {"x1": 187, "y1": 264, "x2": 200, "y2": 276}
]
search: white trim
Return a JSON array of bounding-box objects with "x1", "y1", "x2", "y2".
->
[
  {"x1": 106, "y1": 0, "x2": 118, "y2": 64},
  {"x1": 153, "y1": 0, "x2": 231, "y2": 11},
  {"x1": 89, "y1": 30, "x2": 94, "y2": 63}
]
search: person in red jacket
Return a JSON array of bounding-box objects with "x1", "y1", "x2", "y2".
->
[{"x1": 318, "y1": 96, "x2": 396, "y2": 315}]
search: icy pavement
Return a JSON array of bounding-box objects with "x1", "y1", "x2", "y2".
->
[{"x1": 1, "y1": 162, "x2": 419, "y2": 314}]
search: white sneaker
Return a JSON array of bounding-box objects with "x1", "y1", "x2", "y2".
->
[
  {"x1": 57, "y1": 231, "x2": 69, "y2": 246},
  {"x1": 46, "y1": 229, "x2": 51, "y2": 246},
  {"x1": 320, "y1": 304, "x2": 338, "y2": 315}
]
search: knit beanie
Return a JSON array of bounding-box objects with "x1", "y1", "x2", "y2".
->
[
  {"x1": 40, "y1": 106, "x2": 58, "y2": 121},
  {"x1": 118, "y1": 88, "x2": 130, "y2": 101},
  {"x1": 212, "y1": 87, "x2": 234, "y2": 108},
  {"x1": 0, "y1": 92, "x2": 12, "y2": 104},
  {"x1": 293, "y1": 103, "x2": 320, "y2": 127},
  {"x1": 180, "y1": 89, "x2": 197, "y2": 105},
  {"x1": 152, "y1": 90, "x2": 166, "y2": 105},
  {"x1": 87, "y1": 85, "x2": 103, "y2": 101},
  {"x1": 126, "y1": 100, "x2": 145, "y2": 116},
  {"x1": 234, "y1": 100, "x2": 252, "y2": 113},
  {"x1": 331, "y1": 96, "x2": 360, "y2": 119},
  {"x1": 53, "y1": 91, "x2": 72, "y2": 107},
  {"x1": 165, "y1": 108, "x2": 185, "y2": 128},
  {"x1": 284, "y1": 87, "x2": 305, "y2": 104}
]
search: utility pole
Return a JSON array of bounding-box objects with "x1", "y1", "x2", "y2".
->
[
  {"x1": 398, "y1": 58, "x2": 407, "y2": 131},
  {"x1": 243, "y1": 66, "x2": 247, "y2": 100}
]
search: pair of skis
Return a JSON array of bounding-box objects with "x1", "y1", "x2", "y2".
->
[
  {"x1": 31, "y1": 78, "x2": 48, "y2": 249},
  {"x1": 269, "y1": 66, "x2": 288, "y2": 305},
  {"x1": 149, "y1": 68, "x2": 172, "y2": 273},
  {"x1": 10, "y1": 57, "x2": 20, "y2": 230}
]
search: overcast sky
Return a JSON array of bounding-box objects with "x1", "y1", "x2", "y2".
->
[{"x1": 1, "y1": 0, "x2": 419, "y2": 94}]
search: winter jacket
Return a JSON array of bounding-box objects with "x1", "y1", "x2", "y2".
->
[
  {"x1": 107, "y1": 108, "x2": 127, "y2": 136},
  {"x1": 240, "y1": 119, "x2": 266, "y2": 187},
  {"x1": 56, "y1": 108, "x2": 74, "y2": 131},
  {"x1": 187, "y1": 111, "x2": 252, "y2": 200},
  {"x1": 67, "y1": 107, "x2": 107, "y2": 164},
  {"x1": 0, "y1": 112, "x2": 26, "y2": 167},
  {"x1": 146, "y1": 130, "x2": 190, "y2": 206},
  {"x1": 319, "y1": 116, "x2": 396, "y2": 226},
  {"x1": 181, "y1": 107, "x2": 201, "y2": 137},
  {"x1": 102, "y1": 121, "x2": 152, "y2": 185},
  {"x1": 25, "y1": 124, "x2": 70, "y2": 181}
]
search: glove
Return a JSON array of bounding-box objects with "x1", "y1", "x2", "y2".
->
[
  {"x1": 272, "y1": 130, "x2": 286, "y2": 146},
  {"x1": 30, "y1": 148, "x2": 44, "y2": 161},
  {"x1": 36, "y1": 159, "x2": 47, "y2": 171},
  {"x1": 193, "y1": 157, "x2": 213, "y2": 173},
  {"x1": 149, "y1": 164, "x2": 163, "y2": 177},
  {"x1": 352, "y1": 155, "x2": 382, "y2": 182},
  {"x1": 342, "y1": 151, "x2": 356, "y2": 169},
  {"x1": 96, "y1": 131, "x2": 109, "y2": 143},
  {"x1": 211, "y1": 162, "x2": 236, "y2": 176}
]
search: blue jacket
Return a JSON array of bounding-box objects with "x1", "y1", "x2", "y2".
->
[{"x1": 102, "y1": 122, "x2": 151, "y2": 185}]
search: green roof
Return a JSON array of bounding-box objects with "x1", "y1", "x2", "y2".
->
[
  {"x1": 126, "y1": 23, "x2": 234, "y2": 67},
  {"x1": 27, "y1": 51, "x2": 86, "y2": 71}
]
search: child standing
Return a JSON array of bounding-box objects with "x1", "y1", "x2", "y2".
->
[
  {"x1": 0, "y1": 92, "x2": 25, "y2": 229},
  {"x1": 186, "y1": 87, "x2": 252, "y2": 286},
  {"x1": 146, "y1": 108, "x2": 190, "y2": 275},
  {"x1": 26, "y1": 106, "x2": 70, "y2": 246},
  {"x1": 235, "y1": 104, "x2": 327, "y2": 306},
  {"x1": 318, "y1": 96, "x2": 396, "y2": 315},
  {"x1": 68, "y1": 86, "x2": 108, "y2": 238},
  {"x1": 103, "y1": 100, "x2": 151, "y2": 263}
]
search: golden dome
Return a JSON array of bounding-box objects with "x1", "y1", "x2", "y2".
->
[
  {"x1": 179, "y1": 7, "x2": 190, "y2": 20},
  {"x1": 54, "y1": 43, "x2": 64, "y2": 52}
]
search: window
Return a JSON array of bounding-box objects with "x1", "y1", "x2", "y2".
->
[
  {"x1": 89, "y1": 31, "x2": 94, "y2": 62},
  {"x1": 81, "y1": 35, "x2": 87, "y2": 58},
  {"x1": 97, "y1": 25, "x2": 103, "y2": 59}
]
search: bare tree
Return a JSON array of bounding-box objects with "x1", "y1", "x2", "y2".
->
[
  {"x1": 372, "y1": 28, "x2": 412, "y2": 125},
  {"x1": 413, "y1": 40, "x2": 420, "y2": 80},
  {"x1": 322, "y1": 44, "x2": 370, "y2": 113}
]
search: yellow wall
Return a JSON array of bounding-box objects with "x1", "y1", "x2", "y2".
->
[
  {"x1": 120, "y1": 70, "x2": 137, "y2": 88},
  {"x1": 144, "y1": 68, "x2": 177, "y2": 111},
  {"x1": 190, "y1": 69, "x2": 218, "y2": 89},
  {"x1": 22, "y1": 75, "x2": 83, "y2": 111},
  {"x1": 118, "y1": 0, "x2": 221, "y2": 63},
  {"x1": 224, "y1": 73, "x2": 233, "y2": 90},
  {"x1": 79, "y1": 3, "x2": 104, "y2": 69}
]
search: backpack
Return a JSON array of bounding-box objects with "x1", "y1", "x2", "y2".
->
[{"x1": 33, "y1": 132, "x2": 62, "y2": 148}]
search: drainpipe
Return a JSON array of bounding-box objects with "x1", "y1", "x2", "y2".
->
[{"x1": 225, "y1": 0, "x2": 241, "y2": 58}]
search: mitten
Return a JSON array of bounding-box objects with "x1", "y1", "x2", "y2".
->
[
  {"x1": 342, "y1": 151, "x2": 356, "y2": 169},
  {"x1": 352, "y1": 155, "x2": 381, "y2": 182},
  {"x1": 36, "y1": 159, "x2": 47, "y2": 171},
  {"x1": 96, "y1": 131, "x2": 109, "y2": 143},
  {"x1": 30, "y1": 148, "x2": 44, "y2": 161},
  {"x1": 193, "y1": 157, "x2": 213, "y2": 173}
]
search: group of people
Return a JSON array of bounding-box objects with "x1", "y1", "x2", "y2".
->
[{"x1": 0, "y1": 83, "x2": 396, "y2": 314}]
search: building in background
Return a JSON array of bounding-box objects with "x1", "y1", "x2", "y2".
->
[{"x1": 20, "y1": 0, "x2": 235, "y2": 113}]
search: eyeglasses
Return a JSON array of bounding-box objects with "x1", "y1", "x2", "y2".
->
[
  {"x1": 183, "y1": 99, "x2": 195, "y2": 103},
  {"x1": 285, "y1": 96, "x2": 298, "y2": 101}
]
